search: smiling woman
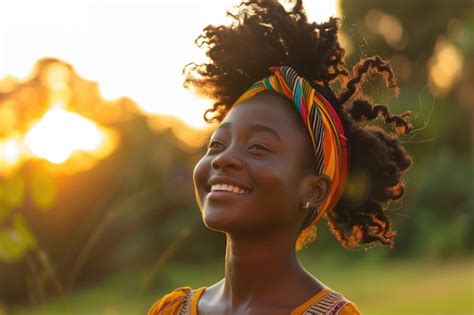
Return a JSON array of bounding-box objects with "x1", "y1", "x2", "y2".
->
[
  {"x1": 196, "y1": 93, "x2": 318, "y2": 237},
  {"x1": 148, "y1": 0, "x2": 413, "y2": 314}
]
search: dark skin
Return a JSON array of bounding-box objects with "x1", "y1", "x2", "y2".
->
[{"x1": 193, "y1": 92, "x2": 332, "y2": 315}]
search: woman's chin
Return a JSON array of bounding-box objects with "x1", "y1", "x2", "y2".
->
[{"x1": 202, "y1": 210, "x2": 234, "y2": 232}]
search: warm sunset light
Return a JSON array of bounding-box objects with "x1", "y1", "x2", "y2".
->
[
  {"x1": 0, "y1": 0, "x2": 340, "y2": 130},
  {"x1": 0, "y1": 134, "x2": 25, "y2": 175},
  {"x1": 303, "y1": 0, "x2": 340, "y2": 24},
  {"x1": 0, "y1": 0, "x2": 340, "y2": 170},
  {"x1": 24, "y1": 108, "x2": 117, "y2": 164}
]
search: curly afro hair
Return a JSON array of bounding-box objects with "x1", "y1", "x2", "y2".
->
[{"x1": 183, "y1": 0, "x2": 414, "y2": 251}]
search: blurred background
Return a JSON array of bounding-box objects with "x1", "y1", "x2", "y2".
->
[{"x1": 0, "y1": 0, "x2": 472, "y2": 314}]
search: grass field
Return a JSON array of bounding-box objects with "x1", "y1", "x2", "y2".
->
[{"x1": 8, "y1": 256, "x2": 474, "y2": 315}]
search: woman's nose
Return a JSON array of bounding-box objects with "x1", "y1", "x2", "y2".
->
[{"x1": 211, "y1": 147, "x2": 243, "y2": 170}]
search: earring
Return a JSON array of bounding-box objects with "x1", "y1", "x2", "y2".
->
[{"x1": 302, "y1": 201, "x2": 310, "y2": 211}]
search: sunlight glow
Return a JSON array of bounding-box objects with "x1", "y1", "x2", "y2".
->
[
  {"x1": 303, "y1": 0, "x2": 340, "y2": 23},
  {"x1": 0, "y1": 0, "x2": 340, "y2": 130},
  {"x1": 0, "y1": 135, "x2": 25, "y2": 174},
  {"x1": 24, "y1": 108, "x2": 117, "y2": 164},
  {"x1": 365, "y1": 10, "x2": 406, "y2": 50},
  {"x1": 428, "y1": 38, "x2": 463, "y2": 95}
]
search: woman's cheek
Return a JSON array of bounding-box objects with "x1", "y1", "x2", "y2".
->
[{"x1": 254, "y1": 163, "x2": 294, "y2": 211}]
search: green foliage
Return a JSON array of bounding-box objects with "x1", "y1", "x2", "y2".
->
[
  {"x1": 338, "y1": 0, "x2": 474, "y2": 261},
  {"x1": 0, "y1": 174, "x2": 37, "y2": 263},
  {"x1": 0, "y1": 215, "x2": 37, "y2": 263}
]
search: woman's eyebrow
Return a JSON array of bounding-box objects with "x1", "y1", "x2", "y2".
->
[
  {"x1": 248, "y1": 124, "x2": 282, "y2": 142},
  {"x1": 215, "y1": 122, "x2": 282, "y2": 142}
]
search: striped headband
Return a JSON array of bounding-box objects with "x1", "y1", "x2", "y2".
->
[{"x1": 231, "y1": 66, "x2": 349, "y2": 226}]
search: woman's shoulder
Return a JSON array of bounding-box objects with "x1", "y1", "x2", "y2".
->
[
  {"x1": 148, "y1": 286, "x2": 205, "y2": 315},
  {"x1": 313, "y1": 289, "x2": 361, "y2": 315},
  {"x1": 339, "y1": 301, "x2": 362, "y2": 315}
]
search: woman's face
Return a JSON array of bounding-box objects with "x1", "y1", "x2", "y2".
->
[{"x1": 193, "y1": 92, "x2": 321, "y2": 237}]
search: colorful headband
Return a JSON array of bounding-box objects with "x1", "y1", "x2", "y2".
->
[{"x1": 231, "y1": 66, "x2": 349, "y2": 226}]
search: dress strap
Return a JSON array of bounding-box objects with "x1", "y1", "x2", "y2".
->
[
  {"x1": 177, "y1": 288, "x2": 196, "y2": 315},
  {"x1": 302, "y1": 291, "x2": 350, "y2": 315}
]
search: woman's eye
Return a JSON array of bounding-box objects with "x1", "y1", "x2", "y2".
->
[
  {"x1": 208, "y1": 140, "x2": 223, "y2": 148},
  {"x1": 249, "y1": 143, "x2": 269, "y2": 151}
]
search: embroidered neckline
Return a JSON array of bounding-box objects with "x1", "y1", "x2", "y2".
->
[{"x1": 180, "y1": 286, "x2": 350, "y2": 315}]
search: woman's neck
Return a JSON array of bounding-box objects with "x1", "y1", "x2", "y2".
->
[{"x1": 220, "y1": 232, "x2": 313, "y2": 311}]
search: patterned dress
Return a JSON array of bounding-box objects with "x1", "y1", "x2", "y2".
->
[{"x1": 148, "y1": 286, "x2": 361, "y2": 314}]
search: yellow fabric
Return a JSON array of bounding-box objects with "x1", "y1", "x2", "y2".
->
[
  {"x1": 148, "y1": 286, "x2": 361, "y2": 314},
  {"x1": 148, "y1": 286, "x2": 206, "y2": 315}
]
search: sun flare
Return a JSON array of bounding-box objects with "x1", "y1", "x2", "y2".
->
[{"x1": 24, "y1": 108, "x2": 117, "y2": 164}]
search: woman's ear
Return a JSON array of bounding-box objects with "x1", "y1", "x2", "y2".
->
[{"x1": 300, "y1": 174, "x2": 331, "y2": 208}]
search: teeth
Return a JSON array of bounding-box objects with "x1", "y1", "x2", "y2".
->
[{"x1": 210, "y1": 183, "x2": 248, "y2": 194}]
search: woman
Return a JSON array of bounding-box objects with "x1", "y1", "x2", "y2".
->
[{"x1": 149, "y1": 0, "x2": 413, "y2": 314}]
